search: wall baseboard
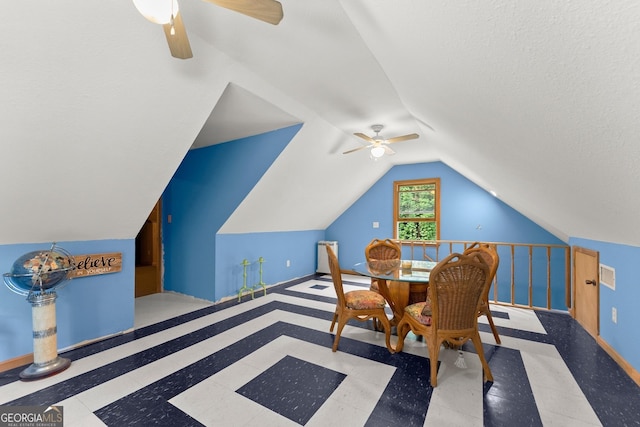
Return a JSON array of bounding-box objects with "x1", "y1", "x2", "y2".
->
[
  {"x1": 0, "y1": 353, "x2": 33, "y2": 373},
  {"x1": 598, "y1": 336, "x2": 640, "y2": 387},
  {"x1": 0, "y1": 328, "x2": 133, "y2": 374}
]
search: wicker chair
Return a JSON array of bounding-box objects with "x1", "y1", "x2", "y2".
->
[
  {"x1": 364, "y1": 238, "x2": 401, "y2": 293},
  {"x1": 326, "y1": 244, "x2": 392, "y2": 352},
  {"x1": 394, "y1": 252, "x2": 494, "y2": 387},
  {"x1": 463, "y1": 242, "x2": 501, "y2": 344}
]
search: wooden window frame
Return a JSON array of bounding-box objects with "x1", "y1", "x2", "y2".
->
[{"x1": 393, "y1": 178, "x2": 441, "y2": 241}]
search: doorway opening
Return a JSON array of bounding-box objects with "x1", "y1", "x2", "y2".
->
[{"x1": 135, "y1": 200, "x2": 162, "y2": 297}]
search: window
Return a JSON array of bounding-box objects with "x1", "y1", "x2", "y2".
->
[{"x1": 394, "y1": 178, "x2": 440, "y2": 241}]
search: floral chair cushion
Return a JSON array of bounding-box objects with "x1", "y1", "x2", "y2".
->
[
  {"x1": 420, "y1": 298, "x2": 432, "y2": 316},
  {"x1": 405, "y1": 301, "x2": 432, "y2": 326},
  {"x1": 345, "y1": 290, "x2": 387, "y2": 310}
]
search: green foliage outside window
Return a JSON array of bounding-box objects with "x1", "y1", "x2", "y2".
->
[
  {"x1": 398, "y1": 221, "x2": 437, "y2": 240},
  {"x1": 398, "y1": 184, "x2": 435, "y2": 219},
  {"x1": 395, "y1": 180, "x2": 439, "y2": 241}
]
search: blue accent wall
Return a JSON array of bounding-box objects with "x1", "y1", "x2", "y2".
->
[
  {"x1": 325, "y1": 161, "x2": 568, "y2": 309},
  {"x1": 0, "y1": 239, "x2": 134, "y2": 362},
  {"x1": 215, "y1": 230, "x2": 323, "y2": 299},
  {"x1": 326, "y1": 162, "x2": 565, "y2": 264},
  {"x1": 162, "y1": 124, "x2": 302, "y2": 301},
  {"x1": 163, "y1": 143, "x2": 567, "y2": 308},
  {"x1": 569, "y1": 237, "x2": 640, "y2": 373}
]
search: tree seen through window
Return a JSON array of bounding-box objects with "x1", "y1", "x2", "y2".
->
[{"x1": 394, "y1": 178, "x2": 440, "y2": 241}]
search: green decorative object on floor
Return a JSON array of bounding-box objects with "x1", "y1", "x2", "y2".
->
[
  {"x1": 237, "y1": 257, "x2": 267, "y2": 302},
  {"x1": 253, "y1": 256, "x2": 267, "y2": 297},
  {"x1": 237, "y1": 259, "x2": 253, "y2": 302}
]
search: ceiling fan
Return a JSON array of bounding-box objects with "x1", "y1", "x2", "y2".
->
[
  {"x1": 343, "y1": 125, "x2": 419, "y2": 158},
  {"x1": 133, "y1": 0, "x2": 284, "y2": 60}
]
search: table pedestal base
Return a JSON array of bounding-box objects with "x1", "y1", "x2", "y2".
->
[{"x1": 381, "y1": 280, "x2": 410, "y2": 325}]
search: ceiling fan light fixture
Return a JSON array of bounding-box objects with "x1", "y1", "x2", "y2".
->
[
  {"x1": 344, "y1": 124, "x2": 418, "y2": 157},
  {"x1": 133, "y1": 0, "x2": 179, "y2": 25},
  {"x1": 370, "y1": 146, "x2": 385, "y2": 158}
]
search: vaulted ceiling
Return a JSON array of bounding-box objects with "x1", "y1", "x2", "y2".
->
[{"x1": 2, "y1": 1, "x2": 639, "y2": 247}]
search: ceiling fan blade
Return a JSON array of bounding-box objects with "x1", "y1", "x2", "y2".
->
[
  {"x1": 206, "y1": 0, "x2": 283, "y2": 25},
  {"x1": 384, "y1": 145, "x2": 396, "y2": 156},
  {"x1": 386, "y1": 133, "x2": 419, "y2": 144},
  {"x1": 162, "y1": 11, "x2": 193, "y2": 59},
  {"x1": 354, "y1": 132, "x2": 376, "y2": 143},
  {"x1": 343, "y1": 145, "x2": 370, "y2": 155}
]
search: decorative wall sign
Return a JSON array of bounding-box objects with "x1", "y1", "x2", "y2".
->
[{"x1": 70, "y1": 253, "x2": 122, "y2": 278}]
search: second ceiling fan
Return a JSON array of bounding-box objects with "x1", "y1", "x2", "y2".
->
[
  {"x1": 343, "y1": 125, "x2": 419, "y2": 158},
  {"x1": 133, "y1": 0, "x2": 284, "y2": 59}
]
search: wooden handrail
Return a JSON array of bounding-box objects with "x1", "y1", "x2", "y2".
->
[{"x1": 399, "y1": 240, "x2": 570, "y2": 311}]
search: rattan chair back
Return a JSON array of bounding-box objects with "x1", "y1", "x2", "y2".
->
[
  {"x1": 327, "y1": 243, "x2": 347, "y2": 308},
  {"x1": 365, "y1": 238, "x2": 401, "y2": 262},
  {"x1": 429, "y1": 252, "x2": 489, "y2": 331},
  {"x1": 463, "y1": 242, "x2": 501, "y2": 344}
]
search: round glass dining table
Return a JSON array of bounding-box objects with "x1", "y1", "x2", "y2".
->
[{"x1": 352, "y1": 260, "x2": 437, "y2": 325}]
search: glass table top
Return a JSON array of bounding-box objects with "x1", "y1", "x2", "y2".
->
[{"x1": 352, "y1": 260, "x2": 437, "y2": 283}]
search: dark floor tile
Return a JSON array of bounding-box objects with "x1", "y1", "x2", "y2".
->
[
  {"x1": 236, "y1": 355, "x2": 346, "y2": 425},
  {"x1": 484, "y1": 393, "x2": 542, "y2": 427}
]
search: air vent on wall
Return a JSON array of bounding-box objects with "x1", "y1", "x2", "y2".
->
[{"x1": 599, "y1": 264, "x2": 615, "y2": 290}]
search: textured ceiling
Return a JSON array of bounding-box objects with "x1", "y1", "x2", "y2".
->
[{"x1": 1, "y1": 1, "x2": 639, "y2": 247}]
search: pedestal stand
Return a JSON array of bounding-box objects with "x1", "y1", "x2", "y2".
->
[
  {"x1": 237, "y1": 259, "x2": 253, "y2": 301},
  {"x1": 253, "y1": 257, "x2": 267, "y2": 297},
  {"x1": 20, "y1": 292, "x2": 71, "y2": 380}
]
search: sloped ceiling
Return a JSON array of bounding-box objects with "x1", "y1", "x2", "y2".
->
[
  {"x1": 191, "y1": 83, "x2": 301, "y2": 148},
  {"x1": 1, "y1": 1, "x2": 639, "y2": 247}
]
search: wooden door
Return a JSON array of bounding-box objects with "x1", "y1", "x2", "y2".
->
[
  {"x1": 573, "y1": 246, "x2": 599, "y2": 338},
  {"x1": 135, "y1": 201, "x2": 161, "y2": 297}
]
